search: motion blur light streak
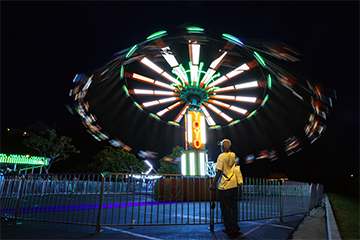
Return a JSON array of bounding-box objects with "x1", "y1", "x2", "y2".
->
[{"x1": 69, "y1": 25, "x2": 336, "y2": 169}]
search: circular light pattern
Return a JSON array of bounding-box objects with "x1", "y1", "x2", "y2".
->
[{"x1": 69, "y1": 26, "x2": 336, "y2": 163}]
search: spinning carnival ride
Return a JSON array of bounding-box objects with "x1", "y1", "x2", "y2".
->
[{"x1": 69, "y1": 26, "x2": 336, "y2": 176}]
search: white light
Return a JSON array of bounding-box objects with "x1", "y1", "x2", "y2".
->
[
  {"x1": 200, "y1": 116, "x2": 206, "y2": 144},
  {"x1": 201, "y1": 69, "x2": 216, "y2": 85},
  {"x1": 168, "y1": 101, "x2": 182, "y2": 110},
  {"x1": 200, "y1": 152, "x2": 205, "y2": 176},
  {"x1": 190, "y1": 152, "x2": 195, "y2": 175},
  {"x1": 191, "y1": 44, "x2": 200, "y2": 65},
  {"x1": 144, "y1": 160, "x2": 153, "y2": 175},
  {"x1": 140, "y1": 57, "x2": 163, "y2": 74},
  {"x1": 206, "y1": 116, "x2": 216, "y2": 126},
  {"x1": 161, "y1": 47, "x2": 179, "y2": 67},
  {"x1": 191, "y1": 65, "x2": 198, "y2": 84},
  {"x1": 213, "y1": 95, "x2": 235, "y2": 100},
  {"x1": 201, "y1": 106, "x2": 217, "y2": 126},
  {"x1": 161, "y1": 72, "x2": 179, "y2": 84},
  {"x1": 181, "y1": 154, "x2": 186, "y2": 175},
  {"x1": 154, "y1": 90, "x2": 175, "y2": 95},
  {"x1": 220, "y1": 112, "x2": 233, "y2": 122},
  {"x1": 235, "y1": 81, "x2": 258, "y2": 89},
  {"x1": 159, "y1": 97, "x2": 177, "y2": 103},
  {"x1": 157, "y1": 108, "x2": 169, "y2": 116},
  {"x1": 132, "y1": 73, "x2": 154, "y2": 83},
  {"x1": 175, "y1": 105, "x2": 188, "y2": 122},
  {"x1": 214, "y1": 86, "x2": 235, "y2": 92},
  {"x1": 154, "y1": 81, "x2": 175, "y2": 90},
  {"x1": 200, "y1": 106, "x2": 211, "y2": 117},
  {"x1": 226, "y1": 70, "x2": 244, "y2": 79},
  {"x1": 174, "y1": 66, "x2": 188, "y2": 83},
  {"x1": 208, "y1": 76, "x2": 228, "y2": 88},
  {"x1": 236, "y1": 63, "x2": 250, "y2": 71},
  {"x1": 175, "y1": 114, "x2": 184, "y2": 123},
  {"x1": 187, "y1": 113, "x2": 192, "y2": 143},
  {"x1": 134, "y1": 89, "x2": 153, "y2": 94},
  {"x1": 207, "y1": 104, "x2": 221, "y2": 114},
  {"x1": 212, "y1": 100, "x2": 230, "y2": 108},
  {"x1": 235, "y1": 96, "x2": 257, "y2": 103},
  {"x1": 230, "y1": 106, "x2": 247, "y2": 114},
  {"x1": 209, "y1": 51, "x2": 227, "y2": 69},
  {"x1": 143, "y1": 100, "x2": 159, "y2": 107}
]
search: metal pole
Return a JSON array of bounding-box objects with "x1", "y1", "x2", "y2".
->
[
  {"x1": 13, "y1": 175, "x2": 26, "y2": 225},
  {"x1": 93, "y1": 174, "x2": 105, "y2": 234},
  {"x1": 308, "y1": 183, "x2": 313, "y2": 214},
  {"x1": 280, "y1": 179, "x2": 284, "y2": 222}
]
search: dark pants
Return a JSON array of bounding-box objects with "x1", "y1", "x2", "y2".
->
[{"x1": 219, "y1": 187, "x2": 239, "y2": 230}]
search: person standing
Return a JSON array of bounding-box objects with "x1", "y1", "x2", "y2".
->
[{"x1": 210, "y1": 139, "x2": 241, "y2": 234}]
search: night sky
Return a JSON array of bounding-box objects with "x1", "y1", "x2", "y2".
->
[{"x1": 1, "y1": 2, "x2": 359, "y2": 196}]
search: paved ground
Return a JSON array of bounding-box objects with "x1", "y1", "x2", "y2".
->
[
  {"x1": 1, "y1": 211, "x2": 323, "y2": 240},
  {"x1": 2, "y1": 194, "x2": 339, "y2": 240}
]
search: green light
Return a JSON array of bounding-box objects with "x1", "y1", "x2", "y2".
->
[
  {"x1": 222, "y1": 33, "x2": 244, "y2": 46},
  {"x1": 197, "y1": 62, "x2": 204, "y2": 87},
  {"x1": 229, "y1": 119, "x2": 240, "y2": 126},
  {"x1": 188, "y1": 62, "x2": 194, "y2": 87},
  {"x1": 126, "y1": 44, "x2": 137, "y2": 58},
  {"x1": 209, "y1": 125, "x2": 221, "y2": 130},
  {"x1": 267, "y1": 74, "x2": 272, "y2": 90},
  {"x1": 253, "y1": 51, "x2": 266, "y2": 68},
  {"x1": 168, "y1": 121, "x2": 180, "y2": 127},
  {"x1": 150, "y1": 113, "x2": 160, "y2": 120},
  {"x1": 134, "y1": 101, "x2": 143, "y2": 110},
  {"x1": 0, "y1": 154, "x2": 48, "y2": 166},
  {"x1": 247, "y1": 110, "x2": 257, "y2": 118},
  {"x1": 186, "y1": 26, "x2": 204, "y2": 32},
  {"x1": 120, "y1": 66, "x2": 124, "y2": 80},
  {"x1": 204, "y1": 72, "x2": 221, "y2": 88},
  {"x1": 123, "y1": 85, "x2": 130, "y2": 97},
  {"x1": 180, "y1": 64, "x2": 189, "y2": 83},
  {"x1": 206, "y1": 86, "x2": 220, "y2": 93},
  {"x1": 261, "y1": 95, "x2": 269, "y2": 106},
  {"x1": 172, "y1": 64, "x2": 187, "y2": 86},
  {"x1": 146, "y1": 30, "x2": 167, "y2": 40}
]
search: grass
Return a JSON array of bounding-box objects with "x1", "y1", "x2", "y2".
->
[{"x1": 326, "y1": 193, "x2": 359, "y2": 240}]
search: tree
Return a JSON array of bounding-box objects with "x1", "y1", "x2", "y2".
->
[
  {"x1": 88, "y1": 146, "x2": 145, "y2": 174},
  {"x1": 23, "y1": 129, "x2": 80, "y2": 173},
  {"x1": 157, "y1": 145, "x2": 183, "y2": 174}
]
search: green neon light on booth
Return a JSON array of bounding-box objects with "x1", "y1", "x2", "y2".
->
[
  {"x1": 0, "y1": 154, "x2": 48, "y2": 166},
  {"x1": 147, "y1": 30, "x2": 167, "y2": 40}
]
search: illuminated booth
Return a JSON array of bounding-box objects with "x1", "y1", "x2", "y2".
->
[
  {"x1": 0, "y1": 153, "x2": 49, "y2": 174},
  {"x1": 181, "y1": 109, "x2": 208, "y2": 176}
]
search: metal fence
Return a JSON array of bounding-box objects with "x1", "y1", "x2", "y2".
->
[{"x1": 0, "y1": 173, "x2": 324, "y2": 233}]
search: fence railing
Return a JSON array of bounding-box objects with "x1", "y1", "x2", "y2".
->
[{"x1": 0, "y1": 173, "x2": 324, "y2": 233}]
